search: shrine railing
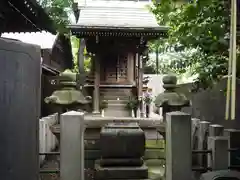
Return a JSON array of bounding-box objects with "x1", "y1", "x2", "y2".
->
[
  {"x1": 39, "y1": 113, "x2": 58, "y2": 165},
  {"x1": 39, "y1": 114, "x2": 165, "y2": 178}
]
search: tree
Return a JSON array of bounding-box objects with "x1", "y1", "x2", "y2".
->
[
  {"x1": 150, "y1": 0, "x2": 235, "y2": 88},
  {"x1": 38, "y1": 0, "x2": 74, "y2": 33},
  {"x1": 38, "y1": 0, "x2": 91, "y2": 73},
  {"x1": 71, "y1": 36, "x2": 92, "y2": 73}
]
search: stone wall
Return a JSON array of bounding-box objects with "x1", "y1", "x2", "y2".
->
[{"x1": 0, "y1": 37, "x2": 41, "y2": 180}]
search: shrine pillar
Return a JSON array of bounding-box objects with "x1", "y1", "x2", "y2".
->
[
  {"x1": 135, "y1": 52, "x2": 140, "y2": 117},
  {"x1": 138, "y1": 54, "x2": 144, "y2": 117},
  {"x1": 78, "y1": 39, "x2": 86, "y2": 85},
  {"x1": 93, "y1": 55, "x2": 100, "y2": 114},
  {"x1": 135, "y1": 51, "x2": 144, "y2": 117},
  {"x1": 127, "y1": 53, "x2": 134, "y2": 84}
]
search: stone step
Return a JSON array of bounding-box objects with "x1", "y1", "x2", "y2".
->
[
  {"x1": 96, "y1": 158, "x2": 144, "y2": 167},
  {"x1": 107, "y1": 103, "x2": 126, "y2": 109},
  {"x1": 101, "y1": 94, "x2": 129, "y2": 101},
  {"x1": 106, "y1": 179, "x2": 149, "y2": 180},
  {"x1": 100, "y1": 89, "x2": 131, "y2": 96},
  {"x1": 107, "y1": 100, "x2": 128, "y2": 105},
  {"x1": 101, "y1": 88, "x2": 132, "y2": 92},
  {"x1": 104, "y1": 111, "x2": 130, "y2": 117},
  {"x1": 95, "y1": 164, "x2": 148, "y2": 179},
  {"x1": 104, "y1": 108, "x2": 130, "y2": 117},
  {"x1": 101, "y1": 92, "x2": 129, "y2": 97},
  {"x1": 102, "y1": 94, "x2": 129, "y2": 100}
]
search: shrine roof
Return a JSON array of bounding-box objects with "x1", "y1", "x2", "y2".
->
[
  {"x1": 70, "y1": 2, "x2": 168, "y2": 36},
  {"x1": 0, "y1": 0, "x2": 56, "y2": 34}
]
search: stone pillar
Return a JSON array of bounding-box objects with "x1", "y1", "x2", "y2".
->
[
  {"x1": 191, "y1": 118, "x2": 200, "y2": 166},
  {"x1": 191, "y1": 118, "x2": 200, "y2": 146},
  {"x1": 166, "y1": 112, "x2": 192, "y2": 180},
  {"x1": 60, "y1": 111, "x2": 85, "y2": 180},
  {"x1": 207, "y1": 136, "x2": 228, "y2": 170},
  {"x1": 93, "y1": 55, "x2": 100, "y2": 114}
]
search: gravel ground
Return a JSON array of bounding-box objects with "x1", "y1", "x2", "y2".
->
[
  {"x1": 40, "y1": 155, "x2": 60, "y2": 180},
  {"x1": 39, "y1": 155, "x2": 95, "y2": 180},
  {"x1": 40, "y1": 157, "x2": 165, "y2": 180}
]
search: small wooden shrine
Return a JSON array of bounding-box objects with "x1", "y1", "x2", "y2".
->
[{"x1": 70, "y1": 2, "x2": 168, "y2": 116}]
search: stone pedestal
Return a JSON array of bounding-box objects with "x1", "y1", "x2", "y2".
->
[
  {"x1": 95, "y1": 122, "x2": 148, "y2": 180},
  {"x1": 100, "y1": 122, "x2": 145, "y2": 158}
]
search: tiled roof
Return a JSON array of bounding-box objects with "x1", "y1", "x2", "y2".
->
[{"x1": 71, "y1": 2, "x2": 167, "y2": 30}]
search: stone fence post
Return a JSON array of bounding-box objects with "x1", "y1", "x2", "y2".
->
[
  {"x1": 197, "y1": 121, "x2": 210, "y2": 167},
  {"x1": 207, "y1": 136, "x2": 228, "y2": 170},
  {"x1": 209, "y1": 124, "x2": 224, "y2": 137},
  {"x1": 224, "y1": 129, "x2": 240, "y2": 169},
  {"x1": 166, "y1": 111, "x2": 192, "y2": 180},
  {"x1": 207, "y1": 124, "x2": 228, "y2": 171},
  {"x1": 60, "y1": 111, "x2": 85, "y2": 180}
]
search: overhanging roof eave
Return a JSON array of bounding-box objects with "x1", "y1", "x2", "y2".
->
[{"x1": 68, "y1": 24, "x2": 169, "y2": 32}]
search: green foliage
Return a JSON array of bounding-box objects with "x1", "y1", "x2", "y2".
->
[
  {"x1": 125, "y1": 96, "x2": 140, "y2": 110},
  {"x1": 71, "y1": 36, "x2": 92, "y2": 73},
  {"x1": 71, "y1": 36, "x2": 80, "y2": 73},
  {"x1": 99, "y1": 100, "x2": 108, "y2": 110},
  {"x1": 144, "y1": 96, "x2": 152, "y2": 105},
  {"x1": 150, "y1": 0, "x2": 234, "y2": 88},
  {"x1": 39, "y1": 1, "x2": 93, "y2": 75},
  {"x1": 38, "y1": 0, "x2": 74, "y2": 33}
]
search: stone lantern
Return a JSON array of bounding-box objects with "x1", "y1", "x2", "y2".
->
[
  {"x1": 154, "y1": 74, "x2": 190, "y2": 120},
  {"x1": 154, "y1": 74, "x2": 190, "y2": 178},
  {"x1": 45, "y1": 70, "x2": 91, "y2": 110},
  {"x1": 44, "y1": 70, "x2": 91, "y2": 140}
]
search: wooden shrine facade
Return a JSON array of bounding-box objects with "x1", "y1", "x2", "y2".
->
[{"x1": 70, "y1": 27, "x2": 167, "y2": 113}]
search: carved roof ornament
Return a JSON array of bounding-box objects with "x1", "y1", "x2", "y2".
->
[
  {"x1": 44, "y1": 70, "x2": 91, "y2": 106},
  {"x1": 154, "y1": 74, "x2": 190, "y2": 110}
]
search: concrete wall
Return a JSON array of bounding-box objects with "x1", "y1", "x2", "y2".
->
[
  {"x1": 178, "y1": 78, "x2": 240, "y2": 129},
  {"x1": 144, "y1": 74, "x2": 240, "y2": 129},
  {"x1": 143, "y1": 74, "x2": 164, "y2": 98}
]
